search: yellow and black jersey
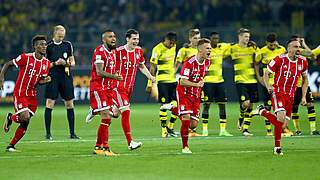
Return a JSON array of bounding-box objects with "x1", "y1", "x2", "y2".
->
[
  {"x1": 256, "y1": 45, "x2": 286, "y2": 85},
  {"x1": 176, "y1": 46, "x2": 198, "y2": 64},
  {"x1": 225, "y1": 43, "x2": 259, "y2": 84},
  {"x1": 312, "y1": 47, "x2": 320, "y2": 57},
  {"x1": 205, "y1": 43, "x2": 231, "y2": 83},
  {"x1": 150, "y1": 42, "x2": 176, "y2": 83}
]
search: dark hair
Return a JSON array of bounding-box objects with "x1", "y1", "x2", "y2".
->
[
  {"x1": 32, "y1": 35, "x2": 47, "y2": 47},
  {"x1": 210, "y1": 31, "x2": 219, "y2": 36},
  {"x1": 165, "y1": 31, "x2": 177, "y2": 41},
  {"x1": 286, "y1": 38, "x2": 299, "y2": 46},
  {"x1": 197, "y1": 38, "x2": 211, "y2": 47},
  {"x1": 125, "y1": 29, "x2": 139, "y2": 38},
  {"x1": 266, "y1": 32, "x2": 277, "y2": 43},
  {"x1": 188, "y1": 28, "x2": 200, "y2": 38},
  {"x1": 238, "y1": 28, "x2": 250, "y2": 35},
  {"x1": 290, "y1": 34, "x2": 301, "y2": 39}
]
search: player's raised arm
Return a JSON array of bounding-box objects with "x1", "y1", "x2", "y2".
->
[{"x1": 0, "y1": 60, "x2": 14, "y2": 90}]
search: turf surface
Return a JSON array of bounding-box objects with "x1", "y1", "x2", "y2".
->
[{"x1": 0, "y1": 103, "x2": 319, "y2": 180}]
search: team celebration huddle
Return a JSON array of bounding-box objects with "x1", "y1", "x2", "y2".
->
[{"x1": 1, "y1": 25, "x2": 320, "y2": 156}]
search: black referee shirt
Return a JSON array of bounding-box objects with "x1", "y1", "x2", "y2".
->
[{"x1": 46, "y1": 40, "x2": 73, "y2": 74}]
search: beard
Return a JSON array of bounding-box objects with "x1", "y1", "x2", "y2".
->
[{"x1": 107, "y1": 43, "x2": 116, "y2": 50}]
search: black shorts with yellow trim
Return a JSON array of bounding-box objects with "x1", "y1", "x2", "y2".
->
[
  {"x1": 293, "y1": 86, "x2": 314, "y2": 105},
  {"x1": 157, "y1": 82, "x2": 177, "y2": 104},
  {"x1": 201, "y1": 82, "x2": 227, "y2": 103},
  {"x1": 236, "y1": 83, "x2": 259, "y2": 103}
]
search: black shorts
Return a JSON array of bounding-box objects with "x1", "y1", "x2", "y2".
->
[
  {"x1": 201, "y1": 82, "x2": 227, "y2": 103},
  {"x1": 157, "y1": 82, "x2": 177, "y2": 103},
  {"x1": 45, "y1": 73, "x2": 74, "y2": 101},
  {"x1": 262, "y1": 86, "x2": 272, "y2": 106},
  {"x1": 293, "y1": 86, "x2": 314, "y2": 105},
  {"x1": 236, "y1": 83, "x2": 259, "y2": 103}
]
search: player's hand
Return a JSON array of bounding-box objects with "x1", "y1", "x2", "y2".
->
[
  {"x1": 149, "y1": 76, "x2": 156, "y2": 83},
  {"x1": 267, "y1": 86, "x2": 274, "y2": 94},
  {"x1": 301, "y1": 97, "x2": 307, "y2": 106},
  {"x1": 113, "y1": 72, "x2": 123, "y2": 81},
  {"x1": 257, "y1": 76, "x2": 265, "y2": 86},
  {"x1": 145, "y1": 80, "x2": 152, "y2": 93},
  {"x1": 56, "y1": 58, "x2": 67, "y2": 66},
  {"x1": 39, "y1": 75, "x2": 51, "y2": 84},
  {"x1": 197, "y1": 80, "x2": 204, "y2": 87}
]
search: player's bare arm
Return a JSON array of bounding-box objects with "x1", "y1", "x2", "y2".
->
[
  {"x1": 0, "y1": 60, "x2": 14, "y2": 90},
  {"x1": 146, "y1": 62, "x2": 157, "y2": 93},
  {"x1": 180, "y1": 78, "x2": 204, "y2": 88},
  {"x1": 38, "y1": 76, "x2": 52, "y2": 84},
  {"x1": 263, "y1": 70, "x2": 274, "y2": 94},
  {"x1": 301, "y1": 73, "x2": 309, "y2": 106},
  {"x1": 254, "y1": 61, "x2": 264, "y2": 86},
  {"x1": 95, "y1": 62, "x2": 122, "y2": 80},
  {"x1": 139, "y1": 63, "x2": 155, "y2": 83}
]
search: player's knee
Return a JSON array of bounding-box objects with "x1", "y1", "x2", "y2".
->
[
  {"x1": 65, "y1": 100, "x2": 74, "y2": 109},
  {"x1": 46, "y1": 99, "x2": 55, "y2": 108},
  {"x1": 190, "y1": 119, "x2": 198, "y2": 129},
  {"x1": 100, "y1": 110, "x2": 110, "y2": 119},
  {"x1": 276, "y1": 112, "x2": 286, "y2": 122},
  {"x1": 19, "y1": 112, "x2": 30, "y2": 122},
  {"x1": 242, "y1": 100, "x2": 251, "y2": 109}
]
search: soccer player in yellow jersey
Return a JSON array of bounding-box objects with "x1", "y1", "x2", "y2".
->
[
  {"x1": 148, "y1": 32, "x2": 179, "y2": 137},
  {"x1": 224, "y1": 28, "x2": 259, "y2": 136},
  {"x1": 175, "y1": 29, "x2": 200, "y2": 72},
  {"x1": 200, "y1": 32, "x2": 233, "y2": 137},
  {"x1": 312, "y1": 45, "x2": 320, "y2": 57},
  {"x1": 291, "y1": 36, "x2": 320, "y2": 135},
  {"x1": 254, "y1": 32, "x2": 286, "y2": 136}
]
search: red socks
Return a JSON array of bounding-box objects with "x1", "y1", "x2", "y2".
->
[
  {"x1": 180, "y1": 118, "x2": 190, "y2": 148},
  {"x1": 121, "y1": 110, "x2": 132, "y2": 145},
  {"x1": 10, "y1": 126, "x2": 27, "y2": 145},
  {"x1": 261, "y1": 110, "x2": 283, "y2": 147},
  {"x1": 95, "y1": 118, "x2": 111, "y2": 148}
]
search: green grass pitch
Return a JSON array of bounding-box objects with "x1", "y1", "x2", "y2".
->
[{"x1": 0, "y1": 103, "x2": 320, "y2": 180}]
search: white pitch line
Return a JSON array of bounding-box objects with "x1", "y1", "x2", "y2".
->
[
  {"x1": 14, "y1": 135, "x2": 320, "y2": 144},
  {"x1": 1, "y1": 149, "x2": 319, "y2": 160}
]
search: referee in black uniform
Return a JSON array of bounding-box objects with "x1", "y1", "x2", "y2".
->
[{"x1": 44, "y1": 25, "x2": 80, "y2": 140}]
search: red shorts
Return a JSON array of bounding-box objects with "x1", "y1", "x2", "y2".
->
[
  {"x1": 271, "y1": 92, "x2": 294, "y2": 119},
  {"x1": 112, "y1": 88, "x2": 131, "y2": 110},
  {"x1": 177, "y1": 92, "x2": 200, "y2": 121},
  {"x1": 13, "y1": 96, "x2": 38, "y2": 116},
  {"x1": 90, "y1": 89, "x2": 113, "y2": 113}
]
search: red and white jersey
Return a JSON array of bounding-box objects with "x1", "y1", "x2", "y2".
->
[
  {"x1": 177, "y1": 55, "x2": 210, "y2": 98},
  {"x1": 267, "y1": 54, "x2": 308, "y2": 97},
  {"x1": 13, "y1": 53, "x2": 51, "y2": 97},
  {"x1": 90, "y1": 44, "x2": 117, "y2": 91},
  {"x1": 114, "y1": 45, "x2": 145, "y2": 92}
]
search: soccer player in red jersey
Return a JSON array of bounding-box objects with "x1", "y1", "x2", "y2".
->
[
  {"x1": 113, "y1": 29, "x2": 155, "y2": 150},
  {"x1": 88, "y1": 30, "x2": 122, "y2": 156},
  {"x1": 176, "y1": 38, "x2": 211, "y2": 154},
  {"x1": 256, "y1": 38, "x2": 309, "y2": 155},
  {"x1": 0, "y1": 35, "x2": 65, "y2": 152}
]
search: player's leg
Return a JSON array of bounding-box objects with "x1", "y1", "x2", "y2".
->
[
  {"x1": 201, "y1": 102, "x2": 210, "y2": 136},
  {"x1": 263, "y1": 87, "x2": 273, "y2": 136},
  {"x1": 304, "y1": 87, "x2": 319, "y2": 135},
  {"x1": 61, "y1": 75, "x2": 78, "y2": 139},
  {"x1": 167, "y1": 83, "x2": 179, "y2": 137},
  {"x1": 180, "y1": 114, "x2": 192, "y2": 154},
  {"x1": 214, "y1": 83, "x2": 232, "y2": 136},
  {"x1": 236, "y1": 84, "x2": 248, "y2": 132},
  {"x1": 292, "y1": 88, "x2": 301, "y2": 135},
  {"x1": 44, "y1": 79, "x2": 59, "y2": 140},
  {"x1": 158, "y1": 83, "x2": 170, "y2": 137}
]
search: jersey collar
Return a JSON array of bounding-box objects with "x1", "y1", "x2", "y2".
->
[{"x1": 53, "y1": 39, "x2": 62, "y2": 45}]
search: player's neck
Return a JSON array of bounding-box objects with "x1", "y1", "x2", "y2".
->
[
  {"x1": 34, "y1": 52, "x2": 44, "y2": 60},
  {"x1": 53, "y1": 38, "x2": 62, "y2": 44},
  {"x1": 197, "y1": 54, "x2": 205, "y2": 64},
  {"x1": 190, "y1": 43, "x2": 197, "y2": 48},
  {"x1": 125, "y1": 44, "x2": 135, "y2": 51},
  {"x1": 239, "y1": 42, "x2": 247, "y2": 48},
  {"x1": 288, "y1": 53, "x2": 297, "y2": 61}
]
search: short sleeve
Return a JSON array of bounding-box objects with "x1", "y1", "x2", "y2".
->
[
  {"x1": 302, "y1": 59, "x2": 309, "y2": 75},
  {"x1": 13, "y1": 53, "x2": 27, "y2": 68},
  {"x1": 255, "y1": 49, "x2": 263, "y2": 63},
  {"x1": 150, "y1": 47, "x2": 159, "y2": 65},
  {"x1": 138, "y1": 49, "x2": 145, "y2": 64},
  {"x1": 180, "y1": 61, "x2": 191, "y2": 79},
  {"x1": 176, "y1": 48, "x2": 185, "y2": 63},
  {"x1": 312, "y1": 48, "x2": 320, "y2": 57},
  {"x1": 93, "y1": 50, "x2": 104, "y2": 65},
  {"x1": 67, "y1": 41, "x2": 74, "y2": 56},
  {"x1": 267, "y1": 56, "x2": 280, "y2": 73}
]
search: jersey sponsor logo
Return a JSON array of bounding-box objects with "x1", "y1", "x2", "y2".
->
[
  {"x1": 102, "y1": 101, "x2": 106, "y2": 107},
  {"x1": 136, "y1": 53, "x2": 140, "y2": 59},
  {"x1": 181, "y1": 105, "x2": 185, "y2": 111},
  {"x1": 63, "y1": 52, "x2": 68, "y2": 59}
]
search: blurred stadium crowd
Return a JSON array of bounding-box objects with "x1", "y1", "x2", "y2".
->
[{"x1": 0, "y1": 0, "x2": 319, "y2": 66}]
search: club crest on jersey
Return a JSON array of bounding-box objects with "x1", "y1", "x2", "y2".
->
[
  {"x1": 181, "y1": 105, "x2": 185, "y2": 111},
  {"x1": 43, "y1": 65, "x2": 47, "y2": 70},
  {"x1": 29, "y1": 63, "x2": 33, "y2": 66},
  {"x1": 124, "y1": 100, "x2": 128, "y2": 105},
  {"x1": 278, "y1": 101, "x2": 283, "y2": 107},
  {"x1": 298, "y1": 65, "x2": 302, "y2": 71},
  {"x1": 283, "y1": 64, "x2": 287, "y2": 69},
  {"x1": 136, "y1": 54, "x2": 140, "y2": 59},
  {"x1": 18, "y1": 103, "x2": 23, "y2": 109},
  {"x1": 63, "y1": 52, "x2": 68, "y2": 59}
]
